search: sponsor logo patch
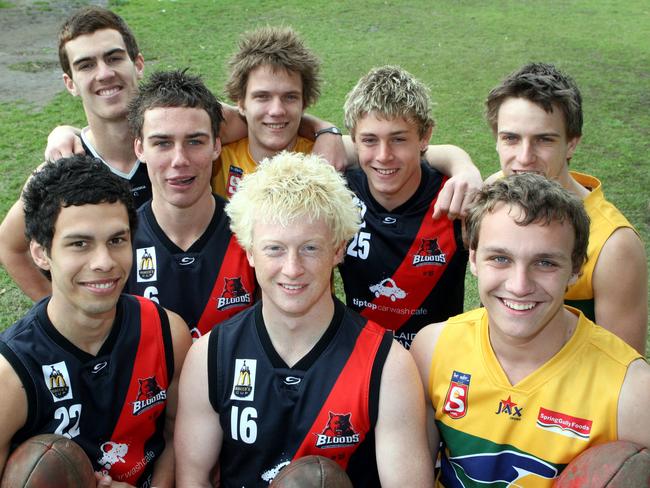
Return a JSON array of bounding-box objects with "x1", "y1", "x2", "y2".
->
[
  {"x1": 42, "y1": 361, "x2": 73, "y2": 402},
  {"x1": 230, "y1": 359, "x2": 256, "y2": 401},
  {"x1": 227, "y1": 165, "x2": 244, "y2": 198},
  {"x1": 132, "y1": 376, "x2": 167, "y2": 415},
  {"x1": 217, "y1": 277, "x2": 252, "y2": 311},
  {"x1": 412, "y1": 238, "x2": 447, "y2": 266},
  {"x1": 495, "y1": 395, "x2": 523, "y2": 419},
  {"x1": 443, "y1": 370, "x2": 471, "y2": 419},
  {"x1": 369, "y1": 277, "x2": 406, "y2": 302},
  {"x1": 536, "y1": 407, "x2": 592, "y2": 440},
  {"x1": 98, "y1": 441, "x2": 129, "y2": 470},
  {"x1": 315, "y1": 412, "x2": 360, "y2": 449},
  {"x1": 136, "y1": 247, "x2": 157, "y2": 282}
]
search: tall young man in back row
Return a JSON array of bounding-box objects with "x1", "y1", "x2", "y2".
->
[
  {"x1": 485, "y1": 63, "x2": 647, "y2": 353},
  {"x1": 339, "y1": 66, "x2": 468, "y2": 349}
]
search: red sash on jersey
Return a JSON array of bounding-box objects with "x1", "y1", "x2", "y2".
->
[
  {"x1": 361, "y1": 180, "x2": 457, "y2": 331},
  {"x1": 195, "y1": 236, "x2": 256, "y2": 337},
  {"x1": 292, "y1": 321, "x2": 385, "y2": 469},
  {"x1": 102, "y1": 296, "x2": 169, "y2": 485}
]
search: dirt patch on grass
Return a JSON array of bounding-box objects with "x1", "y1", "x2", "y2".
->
[{"x1": 0, "y1": 0, "x2": 106, "y2": 108}]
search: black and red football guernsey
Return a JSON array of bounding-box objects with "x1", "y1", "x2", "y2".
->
[
  {"x1": 126, "y1": 194, "x2": 256, "y2": 339},
  {"x1": 0, "y1": 295, "x2": 173, "y2": 488},
  {"x1": 80, "y1": 129, "x2": 151, "y2": 208},
  {"x1": 208, "y1": 299, "x2": 392, "y2": 487},
  {"x1": 340, "y1": 163, "x2": 468, "y2": 349}
]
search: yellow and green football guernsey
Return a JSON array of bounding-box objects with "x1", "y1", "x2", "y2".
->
[
  {"x1": 211, "y1": 136, "x2": 314, "y2": 199},
  {"x1": 430, "y1": 307, "x2": 640, "y2": 487},
  {"x1": 564, "y1": 171, "x2": 637, "y2": 320}
]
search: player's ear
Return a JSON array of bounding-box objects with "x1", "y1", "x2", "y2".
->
[
  {"x1": 134, "y1": 53, "x2": 145, "y2": 80},
  {"x1": 420, "y1": 126, "x2": 434, "y2": 153},
  {"x1": 568, "y1": 269, "x2": 580, "y2": 287},
  {"x1": 333, "y1": 242, "x2": 346, "y2": 266},
  {"x1": 30, "y1": 241, "x2": 51, "y2": 271},
  {"x1": 469, "y1": 249, "x2": 478, "y2": 277},
  {"x1": 134, "y1": 138, "x2": 145, "y2": 161},
  {"x1": 246, "y1": 249, "x2": 255, "y2": 268},
  {"x1": 63, "y1": 73, "x2": 78, "y2": 96},
  {"x1": 237, "y1": 100, "x2": 246, "y2": 117},
  {"x1": 566, "y1": 135, "x2": 581, "y2": 161}
]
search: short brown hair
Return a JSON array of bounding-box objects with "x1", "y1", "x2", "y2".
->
[
  {"x1": 486, "y1": 63, "x2": 583, "y2": 140},
  {"x1": 465, "y1": 173, "x2": 589, "y2": 273},
  {"x1": 224, "y1": 26, "x2": 321, "y2": 108},
  {"x1": 58, "y1": 6, "x2": 140, "y2": 78}
]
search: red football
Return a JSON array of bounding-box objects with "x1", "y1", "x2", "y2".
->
[
  {"x1": 0, "y1": 434, "x2": 95, "y2": 488},
  {"x1": 554, "y1": 440, "x2": 650, "y2": 487},
  {"x1": 270, "y1": 455, "x2": 353, "y2": 488}
]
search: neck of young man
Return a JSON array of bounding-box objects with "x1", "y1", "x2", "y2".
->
[
  {"x1": 248, "y1": 134, "x2": 298, "y2": 164},
  {"x1": 488, "y1": 306, "x2": 578, "y2": 386},
  {"x1": 85, "y1": 114, "x2": 137, "y2": 174},
  {"x1": 47, "y1": 296, "x2": 116, "y2": 356},
  {"x1": 555, "y1": 164, "x2": 591, "y2": 199},
  {"x1": 151, "y1": 190, "x2": 216, "y2": 252},
  {"x1": 261, "y1": 292, "x2": 335, "y2": 368}
]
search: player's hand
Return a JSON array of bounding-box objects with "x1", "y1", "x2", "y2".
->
[
  {"x1": 44, "y1": 125, "x2": 85, "y2": 161},
  {"x1": 312, "y1": 133, "x2": 347, "y2": 172},
  {"x1": 432, "y1": 169, "x2": 482, "y2": 220},
  {"x1": 95, "y1": 471, "x2": 136, "y2": 488}
]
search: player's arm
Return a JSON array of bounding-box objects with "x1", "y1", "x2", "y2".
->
[
  {"x1": 44, "y1": 125, "x2": 84, "y2": 161},
  {"x1": 0, "y1": 354, "x2": 28, "y2": 476},
  {"x1": 374, "y1": 341, "x2": 434, "y2": 487},
  {"x1": 296, "y1": 114, "x2": 347, "y2": 171},
  {"x1": 410, "y1": 322, "x2": 445, "y2": 461},
  {"x1": 175, "y1": 332, "x2": 223, "y2": 487},
  {"x1": 592, "y1": 227, "x2": 648, "y2": 354},
  {"x1": 424, "y1": 145, "x2": 482, "y2": 220},
  {"x1": 0, "y1": 199, "x2": 52, "y2": 301},
  {"x1": 151, "y1": 310, "x2": 192, "y2": 488},
  {"x1": 617, "y1": 358, "x2": 650, "y2": 448}
]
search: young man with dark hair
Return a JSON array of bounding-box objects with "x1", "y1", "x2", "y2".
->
[
  {"x1": 484, "y1": 63, "x2": 647, "y2": 353},
  {"x1": 339, "y1": 66, "x2": 468, "y2": 349},
  {"x1": 125, "y1": 69, "x2": 255, "y2": 339},
  {"x1": 0, "y1": 155, "x2": 192, "y2": 488},
  {"x1": 411, "y1": 173, "x2": 650, "y2": 486},
  {"x1": 175, "y1": 152, "x2": 433, "y2": 487}
]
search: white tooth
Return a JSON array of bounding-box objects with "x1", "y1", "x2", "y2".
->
[
  {"x1": 376, "y1": 168, "x2": 397, "y2": 175},
  {"x1": 503, "y1": 299, "x2": 535, "y2": 311}
]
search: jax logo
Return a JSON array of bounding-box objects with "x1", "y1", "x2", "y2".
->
[
  {"x1": 132, "y1": 376, "x2": 167, "y2": 415},
  {"x1": 412, "y1": 238, "x2": 447, "y2": 266},
  {"x1": 494, "y1": 395, "x2": 523, "y2": 419},
  {"x1": 315, "y1": 412, "x2": 360, "y2": 449},
  {"x1": 217, "y1": 277, "x2": 252, "y2": 311},
  {"x1": 443, "y1": 370, "x2": 471, "y2": 419},
  {"x1": 440, "y1": 450, "x2": 558, "y2": 487},
  {"x1": 536, "y1": 407, "x2": 592, "y2": 441}
]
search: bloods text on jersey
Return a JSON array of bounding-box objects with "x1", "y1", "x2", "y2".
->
[
  {"x1": 208, "y1": 299, "x2": 392, "y2": 487},
  {"x1": 126, "y1": 195, "x2": 255, "y2": 338},
  {"x1": 0, "y1": 295, "x2": 174, "y2": 488},
  {"x1": 340, "y1": 163, "x2": 468, "y2": 348}
]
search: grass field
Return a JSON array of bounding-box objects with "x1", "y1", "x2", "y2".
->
[{"x1": 0, "y1": 0, "x2": 648, "y2": 353}]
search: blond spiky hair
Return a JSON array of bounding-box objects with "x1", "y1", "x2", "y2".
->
[
  {"x1": 226, "y1": 152, "x2": 360, "y2": 252},
  {"x1": 344, "y1": 65, "x2": 435, "y2": 138}
]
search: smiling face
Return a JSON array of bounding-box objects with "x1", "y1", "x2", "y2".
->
[
  {"x1": 238, "y1": 64, "x2": 304, "y2": 162},
  {"x1": 135, "y1": 106, "x2": 220, "y2": 210},
  {"x1": 247, "y1": 217, "x2": 343, "y2": 323},
  {"x1": 62, "y1": 28, "x2": 143, "y2": 124},
  {"x1": 470, "y1": 203, "x2": 578, "y2": 348},
  {"x1": 354, "y1": 113, "x2": 431, "y2": 211},
  {"x1": 31, "y1": 202, "x2": 132, "y2": 321},
  {"x1": 496, "y1": 97, "x2": 580, "y2": 188}
]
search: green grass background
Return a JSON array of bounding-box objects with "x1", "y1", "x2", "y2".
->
[{"x1": 1, "y1": 0, "x2": 648, "y2": 354}]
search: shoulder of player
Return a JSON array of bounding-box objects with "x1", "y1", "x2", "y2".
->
[
  {"x1": 163, "y1": 308, "x2": 192, "y2": 356},
  {"x1": 409, "y1": 322, "x2": 446, "y2": 383},
  {"x1": 617, "y1": 358, "x2": 650, "y2": 448}
]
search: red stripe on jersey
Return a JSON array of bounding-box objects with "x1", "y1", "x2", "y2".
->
[
  {"x1": 292, "y1": 321, "x2": 385, "y2": 469},
  {"x1": 102, "y1": 296, "x2": 169, "y2": 485},
  {"x1": 195, "y1": 236, "x2": 256, "y2": 337},
  {"x1": 361, "y1": 178, "x2": 457, "y2": 331}
]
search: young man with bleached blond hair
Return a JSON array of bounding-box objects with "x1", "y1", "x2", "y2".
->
[{"x1": 175, "y1": 151, "x2": 433, "y2": 487}]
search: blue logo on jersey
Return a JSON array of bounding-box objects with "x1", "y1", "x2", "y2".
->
[{"x1": 441, "y1": 450, "x2": 558, "y2": 487}]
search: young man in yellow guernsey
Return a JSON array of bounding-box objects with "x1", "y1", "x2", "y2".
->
[
  {"x1": 485, "y1": 63, "x2": 647, "y2": 354},
  {"x1": 410, "y1": 173, "x2": 650, "y2": 487}
]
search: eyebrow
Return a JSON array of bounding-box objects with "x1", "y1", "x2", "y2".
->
[
  {"x1": 61, "y1": 228, "x2": 130, "y2": 241},
  {"x1": 71, "y1": 48, "x2": 127, "y2": 69},
  {"x1": 497, "y1": 130, "x2": 561, "y2": 138},
  {"x1": 481, "y1": 246, "x2": 568, "y2": 260},
  {"x1": 147, "y1": 131, "x2": 211, "y2": 140}
]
